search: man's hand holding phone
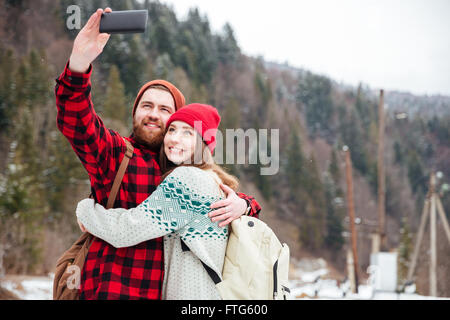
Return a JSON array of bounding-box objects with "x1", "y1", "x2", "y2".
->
[
  {"x1": 68, "y1": 8, "x2": 148, "y2": 73},
  {"x1": 68, "y1": 8, "x2": 112, "y2": 73}
]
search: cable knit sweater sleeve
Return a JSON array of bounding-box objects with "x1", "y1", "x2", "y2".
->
[{"x1": 76, "y1": 166, "x2": 224, "y2": 248}]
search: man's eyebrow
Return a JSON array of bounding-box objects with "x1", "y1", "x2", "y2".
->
[
  {"x1": 160, "y1": 104, "x2": 174, "y2": 110},
  {"x1": 140, "y1": 100, "x2": 173, "y2": 109}
]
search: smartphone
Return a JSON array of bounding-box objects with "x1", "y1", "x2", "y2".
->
[{"x1": 99, "y1": 10, "x2": 148, "y2": 34}]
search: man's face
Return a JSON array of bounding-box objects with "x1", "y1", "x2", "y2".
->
[{"x1": 133, "y1": 88, "x2": 176, "y2": 150}]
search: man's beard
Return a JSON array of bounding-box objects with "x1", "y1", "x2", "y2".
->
[{"x1": 132, "y1": 118, "x2": 165, "y2": 152}]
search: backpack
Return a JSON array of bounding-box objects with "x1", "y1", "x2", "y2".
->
[
  {"x1": 182, "y1": 215, "x2": 291, "y2": 300},
  {"x1": 52, "y1": 138, "x2": 134, "y2": 300}
]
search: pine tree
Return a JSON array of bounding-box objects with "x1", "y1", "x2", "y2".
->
[
  {"x1": 393, "y1": 141, "x2": 404, "y2": 164},
  {"x1": 285, "y1": 128, "x2": 327, "y2": 249},
  {"x1": 0, "y1": 108, "x2": 44, "y2": 274},
  {"x1": 0, "y1": 49, "x2": 55, "y2": 273},
  {"x1": 254, "y1": 133, "x2": 273, "y2": 200},
  {"x1": 153, "y1": 53, "x2": 175, "y2": 82},
  {"x1": 407, "y1": 151, "x2": 425, "y2": 194},
  {"x1": 355, "y1": 83, "x2": 375, "y2": 129},
  {"x1": 123, "y1": 35, "x2": 146, "y2": 96},
  {"x1": 219, "y1": 97, "x2": 242, "y2": 177},
  {"x1": 339, "y1": 109, "x2": 370, "y2": 175},
  {"x1": 324, "y1": 182, "x2": 345, "y2": 251},
  {"x1": 296, "y1": 71, "x2": 334, "y2": 136},
  {"x1": 220, "y1": 97, "x2": 241, "y2": 130},
  {"x1": 44, "y1": 130, "x2": 88, "y2": 216},
  {"x1": 146, "y1": 0, "x2": 179, "y2": 56},
  {"x1": 329, "y1": 149, "x2": 341, "y2": 184},
  {"x1": 216, "y1": 23, "x2": 240, "y2": 66},
  {"x1": 103, "y1": 65, "x2": 128, "y2": 125},
  {"x1": 253, "y1": 62, "x2": 272, "y2": 125},
  {"x1": 27, "y1": 49, "x2": 51, "y2": 107},
  {"x1": 398, "y1": 217, "x2": 413, "y2": 287},
  {"x1": 0, "y1": 47, "x2": 16, "y2": 133},
  {"x1": 286, "y1": 128, "x2": 304, "y2": 200},
  {"x1": 324, "y1": 150, "x2": 345, "y2": 251},
  {"x1": 177, "y1": 8, "x2": 218, "y2": 86},
  {"x1": 304, "y1": 155, "x2": 327, "y2": 249}
]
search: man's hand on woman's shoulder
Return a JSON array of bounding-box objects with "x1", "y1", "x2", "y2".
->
[{"x1": 209, "y1": 184, "x2": 248, "y2": 228}]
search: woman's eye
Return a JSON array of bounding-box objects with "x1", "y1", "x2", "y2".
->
[
  {"x1": 168, "y1": 127, "x2": 175, "y2": 132},
  {"x1": 184, "y1": 130, "x2": 193, "y2": 136}
]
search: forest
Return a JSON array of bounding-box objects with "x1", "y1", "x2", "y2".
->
[{"x1": 0, "y1": 0, "x2": 449, "y2": 296}]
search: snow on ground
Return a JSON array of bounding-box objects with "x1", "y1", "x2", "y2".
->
[
  {"x1": 289, "y1": 257, "x2": 448, "y2": 300},
  {"x1": 290, "y1": 280, "x2": 445, "y2": 300},
  {"x1": 0, "y1": 257, "x2": 448, "y2": 300},
  {"x1": 1, "y1": 274, "x2": 54, "y2": 300}
]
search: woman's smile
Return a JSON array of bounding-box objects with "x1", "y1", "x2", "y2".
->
[
  {"x1": 164, "y1": 120, "x2": 197, "y2": 164},
  {"x1": 167, "y1": 145, "x2": 184, "y2": 155}
]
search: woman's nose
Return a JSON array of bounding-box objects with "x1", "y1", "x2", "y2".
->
[{"x1": 167, "y1": 130, "x2": 181, "y2": 143}]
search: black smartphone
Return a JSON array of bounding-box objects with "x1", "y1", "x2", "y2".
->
[{"x1": 99, "y1": 10, "x2": 148, "y2": 34}]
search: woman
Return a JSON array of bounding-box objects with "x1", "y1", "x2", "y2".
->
[{"x1": 76, "y1": 103, "x2": 239, "y2": 299}]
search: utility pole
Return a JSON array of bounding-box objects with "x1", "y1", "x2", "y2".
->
[
  {"x1": 344, "y1": 146, "x2": 359, "y2": 293},
  {"x1": 429, "y1": 173, "x2": 437, "y2": 297},
  {"x1": 406, "y1": 172, "x2": 450, "y2": 296},
  {"x1": 377, "y1": 89, "x2": 386, "y2": 251},
  {"x1": 406, "y1": 195, "x2": 429, "y2": 284},
  {"x1": 436, "y1": 194, "x2": 450, "y2": 245}
]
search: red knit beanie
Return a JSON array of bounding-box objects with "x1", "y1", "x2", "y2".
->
[
  {"x1": 132, "y1": 79, "x2": 185, "y2": 116},
  {"x1": 166, "y1": 103, "x2": 221, "y2": 153}
]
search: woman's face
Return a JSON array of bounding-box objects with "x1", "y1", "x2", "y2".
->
[{"x1": 164, "y1": 121, "x2": 198, "y2": 164}]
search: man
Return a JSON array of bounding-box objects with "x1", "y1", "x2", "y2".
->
[{"x1": 55, "y1": 8, "x2": 261, "y2": 300}]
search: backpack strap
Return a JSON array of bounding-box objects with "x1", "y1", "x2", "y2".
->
[
  {"x1": 106, "y1": 138, "x2": 134, "y2": 209},
  {"x1": 180, "y1": 238, "x2": 221, "y2": 285}
]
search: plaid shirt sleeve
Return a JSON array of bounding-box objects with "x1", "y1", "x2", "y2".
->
[
  {"x1": 55, "y1": 61, "x2": 125, "y2": 185},
  {"x1": 237, "y1": 192, "x2": 261, "y2": 218}
]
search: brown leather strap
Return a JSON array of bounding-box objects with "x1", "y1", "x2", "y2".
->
[{"x1": 106, "y1": 138, "x2": 134, "y2": 209}]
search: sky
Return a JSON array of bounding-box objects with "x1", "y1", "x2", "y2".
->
[{"x1": 162, "y1": 0, "x2": 450, "y2": 97}]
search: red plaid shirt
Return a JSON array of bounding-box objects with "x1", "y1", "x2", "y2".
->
[{"x1": 55, "y1": 62, "x2": 261, "y2": 300}]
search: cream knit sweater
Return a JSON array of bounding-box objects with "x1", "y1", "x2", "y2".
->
[{"x1": 76, "y1": 166, "x2": 227, "y2": 300}]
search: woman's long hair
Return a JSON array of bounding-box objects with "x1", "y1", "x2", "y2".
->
[{"x1": 159, "y1": 128, "x2": 239, "y2": 191}]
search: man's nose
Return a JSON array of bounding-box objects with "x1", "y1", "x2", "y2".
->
[{"x1": 146, "y1": 106, "x2": 160, "y2": 120}]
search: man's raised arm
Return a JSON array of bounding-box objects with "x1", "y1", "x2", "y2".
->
[
  {"x1": 68, "y1": 8, "x2": 111, "y2": 73},
  {"x1": 55, "y1": 8, "x2": 125, "y2": 181}
]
